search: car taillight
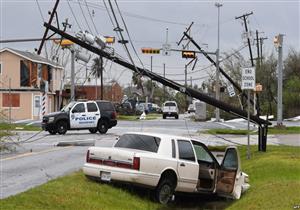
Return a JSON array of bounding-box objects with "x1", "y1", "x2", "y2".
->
[
  {"x1": 111, "y1": 111, "x2": 117, "y2": 119},
  {"x1": 132, "y1": 157, "x2": 140, "y2": 170},
  {"x1": 86, "y1": 150, "x2": 90, "y2": 162}
]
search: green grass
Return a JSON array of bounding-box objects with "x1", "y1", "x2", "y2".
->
[
  {"x1": 0, "y1": 172, "x2": 161, "y2": 210},
  {"x1": 0, "y1": 146, "x2": 299, "y2": 210},
  {"x1": 227, "y1": 145, "x2": 300, "y2": 210},
  {"x1": 202, "y1": 126, "x2": 300, "y2": 135},
  {"x1": 117, "y1": 113, "x2": 161, "y2": 121},
  {"x1": 0, "y1": 122, "x2": 41, "y2": 131}
]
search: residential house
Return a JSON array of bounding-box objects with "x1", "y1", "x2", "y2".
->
[
  {"x1": 0, "y1": 48, "x2": 63, "y2": 121},
  {"x1": 60, "y1": 82, "x2": 123, "y2": 106}
]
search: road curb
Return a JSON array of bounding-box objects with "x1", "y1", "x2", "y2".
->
[{"x1": 57, "y1": 140, "x2": 95, "y2": 147}]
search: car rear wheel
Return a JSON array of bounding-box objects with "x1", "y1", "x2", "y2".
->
[
  {"x1": 163, "y1": 114, "x2": 166, "y2": 119},
  {"x1": 89, "y1": 128, "x2": 98, "y2": 134},
  {"x1": 175, "y1": 115, "x2": 179, "y2": 119},
  {"x1": 57, "y1": 121, "x2": 67, "y2": 135},
  {"x1": 155, "y1": 178, "x2": 175, "y2": 204},
  {"x1": 98, "y1": 120, "x2": 108, "y2": 134}
]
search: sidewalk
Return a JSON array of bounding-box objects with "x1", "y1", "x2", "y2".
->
[{"x1": 195, "y1": 134, "x2": 299, "y2": 146}]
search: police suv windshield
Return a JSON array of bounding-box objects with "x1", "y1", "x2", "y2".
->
[{"x1": 61, "y1": 101, "x2": 76, "y2": 112}]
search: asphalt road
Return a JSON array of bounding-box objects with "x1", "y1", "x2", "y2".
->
[{"x1": 1, "y1": 115, "x2": 299, "y2": 199}]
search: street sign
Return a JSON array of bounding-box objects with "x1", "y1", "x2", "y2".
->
[
  {"x1": 162, "y1": 43, "x2": 171, "y2": 56},
  {"x1": 227, "y1": 84, "x2": 236, "y2": 97},
  {"x1": 242, "y1": 67, "x2": 255, "y2": 90}
]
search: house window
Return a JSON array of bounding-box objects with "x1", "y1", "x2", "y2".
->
[
  {"x1": 2, "y1": 93, "x2": 20, "y2": 107},
  {"x1": 0, "y1": 62, "x2": 2, "y2": 74},
  {"x1": 20, "y1": 61, "x2": 30, "y2": 86}
]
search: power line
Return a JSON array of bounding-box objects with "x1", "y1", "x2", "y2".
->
[
  {"x1": 77, "y1": 0, "x2": 93, "y2": 33},
  {"x1": 84, "y1": 0, "x2": 99, "y2": 34},
  {"x1": 114, "y1": 0, "x2": 145, "y2": 69},
  {"x1": 67, "y1": 0, "x2": 83, "y2": 31}
]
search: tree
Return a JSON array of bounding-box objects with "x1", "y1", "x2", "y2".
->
[{"x1": 91, "y1": 56, "x2": 104, "y2": 99}]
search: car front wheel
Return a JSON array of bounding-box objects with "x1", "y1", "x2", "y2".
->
[
  {"x1": 57, "y1": 121, "x2": 67, "y2": 135},
  {"x1": 89, "y1": 128, "x2": 98, "y2": 134},
  {"x1": 48, "y1": 129, "x2": 57, "y2": 135},
  {"x1": 155, "y1": 178, "x2": 175, "y2": 204}
]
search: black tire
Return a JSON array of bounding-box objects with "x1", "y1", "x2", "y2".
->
[
  {"x1": 57, "y1": 121, "x2": 67, "y2": 135},
  {"x1": 155, "y1": 178, "x2": 175, "y2": 204},
  {"x1": 48, "y1": 129, "x2": 57, "y2": 135},
  {"x1": 175, "y1": 115, "x2": 179, "y2": 119},
  {"x1": 163, "y1": 114, "x2": 166, "y2": 119},
  {"x1": 89, "y1": 128, "x2": 98, "y2": 134},
  {"x1": 98, "y1": 120, "x2": 108, "y2": 134}
]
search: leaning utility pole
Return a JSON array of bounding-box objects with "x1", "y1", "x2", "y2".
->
[
  {"x1": 274, "y1": 34, "x2": 284, "y2": 126},
  {"x1": 235, "y1": 12, "x2": 254, "y2": 66}
]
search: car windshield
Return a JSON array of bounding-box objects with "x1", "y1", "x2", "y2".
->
[
  {"x1": 165, "y1": 102, "x2": 176, "y2": 106},
  {"x1": 115, "y1": 134, "x2": 161, "y2": 153},
  {"x1": 61, "y1": 101, "x2": 76, "y2": 112}
]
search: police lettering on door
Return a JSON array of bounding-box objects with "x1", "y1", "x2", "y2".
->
[{"x1": 71, "y1": 115, "x2": 96, "y2": 124}]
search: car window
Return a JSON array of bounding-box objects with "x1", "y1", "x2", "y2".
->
[
  {"x1": 193, "y1": 144, "x2": 213, "y2": 163},
  {"x1": 87, "y1": 103, "x2": 98, "y2": 112},
  {"x1": 97, "y1": 102, "x2": 114, "y2": 111},
  {"x1": 72, "y1": 103, "x2": 85, "y2": 113},
  {"x1": 222, "y1": 148, "x2": 238, "y2": 169},
  {"x1": 172, "y1": 139, "x2": 176, "y2": 158},
  {"x1": 177, "y1": 140, "x2": 195, "y2": 162},
  {"x1": 165, "y1": 102, "x2": 176, "y2": 106},
  {"x1": 115, "y1": 134, "x2": 161, "y2": 153}
]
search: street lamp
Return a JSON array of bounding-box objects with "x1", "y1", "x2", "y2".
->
[{"x1": 215, "y1": 2, "x2": 223, "y2": 122}]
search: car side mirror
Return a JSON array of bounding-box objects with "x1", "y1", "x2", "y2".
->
[{"x1": 72, "y1": 109, "x2": 76, "y2": 113}]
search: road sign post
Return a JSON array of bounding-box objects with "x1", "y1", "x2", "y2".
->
[{"x1": 242, "y1": 67, "x2": 255, "y2": 159}]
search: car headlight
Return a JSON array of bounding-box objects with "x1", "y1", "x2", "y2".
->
[{"x1": 48, "y1": 117, "x2": 55, "y2": 122}]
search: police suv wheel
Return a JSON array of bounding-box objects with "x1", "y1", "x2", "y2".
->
[
  {"x1": 48, "y1": 130, "x2": 57, "y2": 135},
  {"x1": 98, "y1": 121, "x2": 108, "y2": 134},
  {"x1": 89, "y1": 128, "x2": 98, "y2": 134},
  {"x1": 57, "y1": 121, "x2": 67, "y2": 135}
]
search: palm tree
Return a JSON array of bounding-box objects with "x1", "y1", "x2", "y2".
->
[{"x1": 91, "y1": 56, "x2": 104, "y2": 100}]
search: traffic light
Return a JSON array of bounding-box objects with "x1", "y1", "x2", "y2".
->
[
  {"x1": 104, "y1": 36, "x2": 115, "y2": 44},
  {"x1": 141, "y1": 48, "x2": 160, "y2": 54},
  {"x1": 182, "y1": 50, "x2": 196, "y2": 59},
  {"x1": 53, "y1": 39, "x2": 74, "y2": 47}
]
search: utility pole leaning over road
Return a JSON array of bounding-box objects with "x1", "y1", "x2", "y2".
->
[
  {"x1": 274, "y1": 34, "x2": 284, "y2": 126},
  {"x1": 215, "y1": 2, "x2": 223, "y2": 122}
]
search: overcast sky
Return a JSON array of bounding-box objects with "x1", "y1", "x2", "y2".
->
[{"x1": 1, "y1": 0, "x2": 299, "y2": 87}]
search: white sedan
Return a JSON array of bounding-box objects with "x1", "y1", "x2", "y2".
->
[{"x1": 83, "y1": 132, "x2": 250, "y2": 204}]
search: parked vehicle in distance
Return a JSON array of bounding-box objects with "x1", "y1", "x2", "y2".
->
[
  {"x1": 187, "y1": 103, "x2": 195, "y2": 113},
  {"x1": 42, "y1": 100, "x2": 117, "y2": 135},
  {"x1": 83, "y1": 132, "x2": 250, "y2": 204},
  {"x1": 162, "y1": 101, "x2": 179, "y2": 119}
]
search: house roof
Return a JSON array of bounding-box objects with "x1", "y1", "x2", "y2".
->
[{"x1": 0, "y1": 48, "x2": 63, "y2": 69}]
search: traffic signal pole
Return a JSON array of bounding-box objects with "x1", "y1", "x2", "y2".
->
[{"x1": 43, "y1": 23, "x2": 270, "y2": 150}]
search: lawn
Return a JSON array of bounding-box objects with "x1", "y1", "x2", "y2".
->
[
  {"x1": 203, "y1": 126, "x2": 300, "y2": 135},
  {"x1": 0, "y1": 122, "x2": 41, "y2": 131},
  {"x1": 0, "y1": 146, "x2": 299, "y2": 210}
]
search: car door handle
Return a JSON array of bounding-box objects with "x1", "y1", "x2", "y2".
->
[
  {"x1": 180, "y1": 163, "x2": 185, "y2": 167},
  {"x1": 82, "y1": 114, "x2": 86, "y2": 116},
  {"x1": 95, "y1": 114, "x2": 100, "y2": 116}
]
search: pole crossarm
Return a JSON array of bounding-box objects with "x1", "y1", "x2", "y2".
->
[{"x1": 44, "y1": 22, "x2": 270, "y2": 126}]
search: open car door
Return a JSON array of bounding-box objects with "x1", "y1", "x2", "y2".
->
[{"x1": 216, "y1": 146, "x2": 243, "y2": 199}]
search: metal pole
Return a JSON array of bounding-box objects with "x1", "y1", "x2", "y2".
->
[
  {"x1": 277, "y1": 34, "x2": 283, "y2": 126},
  {"x1": 185, "y1": 64, "x2": 188, "y2": 110},
  {"x1": 215, "y1": 2, "x2": 222, "y2": 122},
  {"x1": 71, "y1": 48, "x2": 75, "y2": 101},
  {"x1": 247, "y1": 89, "x2": 251, "y2": 159},
  {"x1": 9, "y1": 78, "x2": 12, "y2": 123},
  {"x1": 163, "y1": 63, "x2": 166, "y2": 101},
  {"x1": 150, "y1": 56, "x2": 153, "y2": 102}
]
